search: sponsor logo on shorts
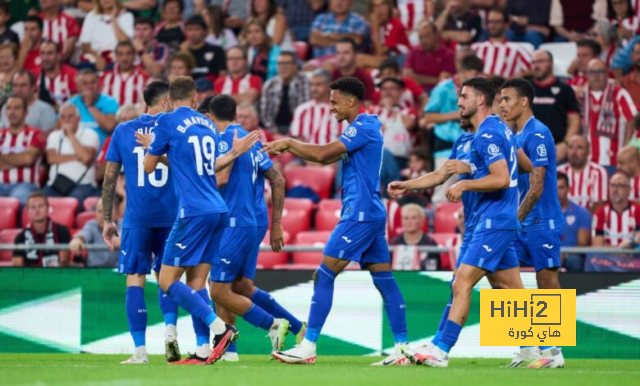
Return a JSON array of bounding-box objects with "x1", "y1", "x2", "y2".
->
[
  {"x1": 342, "y1": 236, "x2": 352, "y2": 243},
  {"x1": 175, "y1": 243, "x2": 187, "y2": 250},
  {"x1": 221, "y1": 259, "x2": 231, "y2": 264},
  {"x1": 542, "y1": 244, "x2": 554, "y2": 249},
  {"x1": 483, "y1": 245, "x2": 493, "y2": 252}
]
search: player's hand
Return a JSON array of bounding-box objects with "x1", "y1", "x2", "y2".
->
[
  {"x1": 261, "y1": 139, "x2": 290, "y2": 155},
  {"x1": 446, "y1": 182, "x2": 465, "y2": 203},
  {"x1": 232, "y1": 130, "x2": 260, "y2": 156},
  {"x1": 445, "y1": 160, "x2": 472, "y2": 175},
  {"x1": 69, "y1": 238, "x2": 85, "y2": 253},
  {"x1": 387, "y1": 181, "x2": 408, "y2": 198},
  {"x1": 102, "y1": 222, "x2": 119, "y2": 252},
  {"x1": 135, "y1": 132, "x2": 153, "y2": 150},
  {"x1": 270, "y1": 222, "x2": 285, "y2": 253}
]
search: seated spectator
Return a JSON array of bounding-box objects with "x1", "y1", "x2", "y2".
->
[
  {"x1": 167, "y1": 51, "x2": 196, "y2": 82},
  {"x1": 195, "y1": 77, "x2": 215, "y2": 106},
  {"x1": 79, "y1": 0, "x2": 134, "y2": 71},
  {"x1": 211, "y1": 0, "x2": 250, "y2": 31},
  {"x1": 38, "y1": 40, "x2": 78, "y2": 106},
  {"x1": 237, "y1": 102, "x2": 274, "y2": 143},
  {"x1": 261, "y1": 51, "x2": 310, "y2": 134},
  {"x1": 434, "y1": 0, "x2": 482, "y2": 45},
  {"x1": 399, "y1": 146, "x2": 431, "y2": 205},
  {"x1": 568, "y1": 40, "x2": 602, "y2": 91},
  {"x1": 181, "y1": 14, "x2": 226, "y2": 80},
  {"x1": 557, "y1": 135, "x2": 609, "y2": 212},
  {"x1": 202, "y1": 5, "x2": 238, "y2": 50},
  {"x1": 0, "y1": 71, "x2": 56, "y2": 132},
  {"x1": 389, "y1": 203, "x2": 438, "y2": 270},
  {"x1": 309, "y1": 0, "x2": 368, "y2": 59},
  {"x1": 622, "y1": 40, "x2": 640, "y2": 109},
  {"x1": 0, "y1": 96, "x2": 44, "y2": 205},
  {"x1": 374, "y1": 58, "x2": 427, "y2": 111},
  {"x1": 251, "y1": 0, "x2": 292, "y2": 48},
  {"x1": 291, "y1": 69, "x2": 348, "y2": 145},
  {"x1": 69, "y1": 197, "x2": 121, "y2": 267},
  {"x1": 358, "y1": 0, "x2": 410, "y2": 70},
  {"x1": 243, "y1": 18, "x2": 281, "y2": 80},
  {"x1": 277, "y1": 0, "x2": 325, "y2": 42},
  {"x1": 12, "y1": 191, "x2": 71, "y2": 267},
  {"x1": 530, "y1": 49, "x2": 580, "y2": 161},
  {"x1": 121, "y1": 0, "x2": 158, "y2": 17},
  {"x1": 100, "y1": 41, "x2": 149, "y2": 107},
  {"x1": 611, "y1": 34, "x2": 640, "y2": 77},
  {"x1": 69, "y1": 69, "x2": 119, "y2": 147},
  {"x1": 39, "y1": 0, "x2": 80, "y2": 63},
  {"x1": 331, "y1": 38, "x2": 375, "y2": 102},
  {"x1": 17, "y1": 16, "x2": 45, "y2": 76},
  {"x1": 617, "y1": 146, "x2": 640, "y2": 201},
  {"x1": 132, "y1": 17, "x2": 170, "y2": 77},
  {"x1": 550, "y1": 0, "x2": 599, "y2": 42},
  {"x1": 42, "y1": 103, "x2": 100, "y2": 203},
  {"x1": 404, "y1": 22, "x2": 456, "y2": 92},
  {"x1": 593, "y1": 171, "x2": 640, "y2": 248},
  {"x1": 0, "y1": 42, "x2": 17, "y2": 106},
  {"x1": 471, "y1": 7, "x2": 532, "y2": 79},
  {"x1": 594, "y1": 21, "x2": 619, "y2": 68},
  {"x1": 606, "y1": 0, "x2": 639, "y2": 42},
  {"x1": 214, "y1": 46, "x2": 262, "y2": 104},
  {"x1": 505, "y1": 0, "x2": 552, "y2": 48},
  {"x1": 154, "y1": 0, "x2": 185, "y2": 52},
  {"x1": 557, "y1": 171, "x2": 592, "y2": 272},
  {"x1": 0, "y1": 2, "x2": 19, "y2": 46}
]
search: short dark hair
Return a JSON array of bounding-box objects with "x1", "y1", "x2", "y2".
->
[
  {"x1": 379, "y1": 58, "x2": 401, "y2": 74},
  {"x1": 541, "y1": 49, "x2": 554, "y2": 63},
  {"x1": 13, "y1": 70, "x2": 36, "y2": 87},
  {"x1": 169, "y1": 76, "x2": 196, "y2": 101},
  {"x1": 491, "y1": 75, "x2": 506, "y2": 91},
  {"x1": 336, "y1": 37, "x2": 357, "y2": 52},
  {"x1": 459, "y1": 55, "x2": 484, "y2": 73},
  {"x1": 115, "y1": 41, "x2": 135, "y2": 53},
  {"x1": 502, "y1": 78, "x2": 535, "y2": 106},
  {"x1": 143, "y1": 81, "x2": 169, "y2": 107},
  {"x1": 163, "y1": 0, "x2": 184, "y2": 12},
  {"x1": 7, "y1": 95, "x2": 28, "y2": 110},
  {"x1": 135, "y1": 16, "x2": 155, "y2": 28},
  {"x1": 27, "y1": 191, "x2": 48, "y2": 207},
  {"x1": 577, "y1": 39, "x2": 602, "y2": 57},
  {"x1": 330, "y1": 77, "x2": 366, "y2": 101},
  {"x1": 410, "y1": 146, "x2": 429, "y2": 162},
  {"x1": 209, "y1": 94, "x2": 237, "y2": 121},
  {"x1": 197, "y1": 95, "x2": 215, "y2": 114},
  {"x1": 40, "y1": 39, "x2": 59, "y2": 53},
  {"x1": 279, "y1": 51, "x2": 297, "y2": 63},
  {"x1": 557, "y1": 171, "x2": 569, "y2": 187},
  {"x1": 461, "y1": 77, "x2": 496, "y2": 106},
  {"x1": 185, "y1": 14, "x2": 207, "y2": 30},
  {"x1": 487, "y1": 6, "x2": 508, "y2": 22},
  {"x1": 24, "y1": 15, "x2": 43, "y2": 31},
  {"x1": 0, "y1": 1, "x2": 8, "y2": 15}
]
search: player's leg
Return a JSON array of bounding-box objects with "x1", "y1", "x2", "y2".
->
[
  {"x1": 215, "y1": 301, "x2": 239, "y2": 361},
  {"x1": 184, "y1": 264, "x2": 213, "y2": 361}
]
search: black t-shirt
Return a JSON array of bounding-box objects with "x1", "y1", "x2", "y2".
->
[
  {"x1": 275, "y1": 84, "x2": 293, "y2": 127},
  {"x1": 190, "y1": 43, "x2": 226, "y2": 79},
  {"x1": 13, "y1": 222, "x2": 71, "y2": 267},
  {"x1": 530, "y1": 77, "x2": 579, "y2": 144},
  {"x1": 441, "y1": 11, "x2": 483, "y2": 43},
  {"x1": 156, "y1": 26, "x2": 185, "y2": 53},
  {"x1": 0, "y1": 27, "x2": 19, "y2": 46}
]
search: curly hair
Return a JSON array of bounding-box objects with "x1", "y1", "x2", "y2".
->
[{"x1": 330, "y1": 77, "x2": 366, "y2": 101}]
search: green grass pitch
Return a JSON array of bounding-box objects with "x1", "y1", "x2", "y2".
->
[{"x1": 0, "y1": 355, "x2": 638, "y2": 386}]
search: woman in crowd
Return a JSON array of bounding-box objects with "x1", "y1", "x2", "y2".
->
[
  {"x1": 251, "y1": 0, "x2": 292, "y2": 48},
  {"x1": 0, "y1": 43, "x2": 18, "y2": 107},
  {"x1": 167, "y1": 51, "x2": 196, "y2": 82},
  {"x1": 243, "y1": 18, "x2": 281, "y2": 81},
  {"x1": 202, "y1": 5, "x2": 238, "y2": 50}
]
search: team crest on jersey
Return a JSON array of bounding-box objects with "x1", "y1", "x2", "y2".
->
[
  {"x1": 205, "y1": 52, "x2": 214, "y2": 61},
  {"x1": 566, "y1": 215, "x2": 576, "y2": 226},
  {"x1": 344, "y1": 126, "x2": 357, "y2": 138},
  {"x1": 488, "y1": 144, "x2": 500, "y2": 157},
  {"x1": 464, "y1": 141, "x2": 470, "y2": 152},
  {"x1": 218, "y1": 141, "x2": 229, "y2": 153},
  {"x1": 537, "y1": 144, "x2": 547, "y2": 157},
  {"x1": 255, "y1": 152, "x2": 263, "y2": 162},
  {"x1": 551, "y1": 87, "x2": 560, "y2": 95}
]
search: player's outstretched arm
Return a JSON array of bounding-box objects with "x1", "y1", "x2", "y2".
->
[
  {"x1": 214, "y1": 130, "x2": 261, "y2": 174},
  {"x1": 388, "y1": 161, "x2": 454, "y2": 198},
  {"x1": 264, "y1": 167, "x2": 286, "y2": 252},
  {"x1": 446, "y1": 159, "x2": 510, "y2": 202},
  {"x1": 517, "y1": 166, "x2": 546, "y2": 222},
  {"x1": 262, "y1": 138, "x2": 347, "y2": 165},
  {"x1": 101, "y1": 161, "x2": 121, "y2": 251}
]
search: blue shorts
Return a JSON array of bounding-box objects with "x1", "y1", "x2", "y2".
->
[
  {"x1": 251, "y1": 224, "x2": 268, "y2": 263},
  {"x1": 119, "y1": 227, "x2": 172, "y2": 275},
  {"x1": 514, "y1": 229, "x2": 562, "y2": 271},
  {"x1": 460, "y1": 228, "x2": 519, "y2": 273},
  {"x1": 162, "y1": 212, "x2": 228, "y2": 268},
  {"x1": 211, "y1": 226, "x2": 258, "y2": 282},
  {"x1": 324, "y1": 219, "x2": 390, "y2": 268}
]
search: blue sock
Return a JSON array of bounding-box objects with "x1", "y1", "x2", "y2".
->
[
  {"x1": 242, "y1": 303, "x2": 275, "y2": 330},
  {"x1": 432, "y1": 278, "x2": 454, "y2": 345},
  {"x1": 167, "y1": 281, "x2": 216, "y2": 327},
  {"x1": 371, "y1": 271, "x2": 407, "y2": 343},
  {"x1": 192, "y1": 289, "x2": 211, "y2": 346},
  {"x1": 539, "y1": 346, "x2": 554, "y2": 351},
  {"x1": 436, "y1": 320, "x2": 462, "y2": 353},
  {"x1": 227, "y1": 341, "x2": 237, "y2": 353},
  {"x1": 158, "y1": 287, "x2": 178, "y2": 326},
  {"x1": 306, "y1": 263, "x2": 336, "y2": 343},
  {"x1": 251, "y1": 288, "x2": 303, "y2": 335},
  {"x1": 126, "y1": 286, "x2": 147, "y2": 347}
]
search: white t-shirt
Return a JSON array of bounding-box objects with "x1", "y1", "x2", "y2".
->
[
  {"x1": 46, "y1": 128, "x2": 99, "y2": 186},
  {"x1": 206, "y1": 29, "x2": 239, "y2": 51},
  {"x1": 79, "y1": 11, "x2": 134, "y2": 53}
]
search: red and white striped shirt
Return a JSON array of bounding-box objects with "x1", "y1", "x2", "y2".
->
[
  {"x1": 568, "y1": 73, "x2": 588, "y2": 88},
  {"x1": 557, "y1": 162, "x2": 609, "y2": 209},
  {"x1": 397, "y1": 0, "x2": 426, "y2": 33},
  {"x1": 369, "y1": 105, "x2": 417, "y2": 157},
  {"x1": 39, "y1": 11, "x2": 80, "y2": 50},
  {"x1": 214, "y1": 73, "x2": 262, "y2": 96},
  {"x1": 0, "y1": 126, "x2": 44, "y2": 185},
  {"x1": 594, "y1": 202, "x2": 640, "y2": 247},
  {"x1": 471, "y1": 41, "x2": 532, "y2": 79},
  {"x1": 38, "y1": 64, "x2": 77, "y2": 105},
  {"x1": 100, "y1": 66, "x2": 149, "y2": 106},
  {"x1": 290, "y1": 100, "x2": 348, "y2": 145}
]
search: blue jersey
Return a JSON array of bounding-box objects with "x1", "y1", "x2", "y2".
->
[
  {"x1": 516, "y1": 117, "x2": 564, "y2": 231},
  {"x1": 337, "y1": 114, "x2": 387, "y2": 222},
  {"x1": 449, "y1": 131, "x2": 477, "y2": 230},
  {"x1": 148, "y1": 106, "x2": 228, "y2": 218},
  {"x1": 105, "y1": 114, "x2": 177, "y2": 228},
  {"x1": 217, "y1": 124, "x2": 259, "y2": 227},
  {"x1": 468, "y1": 115, "x2": 519, "y2": 230},
  {"x1": 253, "y1": 141, "x2": 274, "y2": 227}
]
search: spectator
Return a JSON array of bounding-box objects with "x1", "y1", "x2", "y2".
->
[
  {"x1": 471, "y1": 7, "x2": 532, "y2": 79},
  {"x1": 237, "y1": 102, "x2": 274, "y2": 144},
  {"x1": 309, "y1": 0, "x2": 368, "y2": 59},
  {"x1": 12, "y1": 191, "x2": 71, "y2": 267},
  {"x1": 358, "y1": 0, "x2": 410, "y2": 70},
  {"x1": 374, "y1": 58, "x2": 427, "y2": 111},
  {"x1": 291, "y1": 69, "x2": 348, "y2": 145},
  {"x1": 121, "y1": 0, "x2": 158, "y2": 17},
  {"x1": 397, "y1": 0, "x2": 431, "y2": 46},
  {"x1": 596, "y1": 22, "x2": 620, "y2": 71},
  {"x1": 404, "y1": 22, "x2": 456, "y2": 92},
  {"x1": 617, "y1": 145, "x2": 640, "y2": 201},
  {"x1": 79, "y1": 0, "x2": 135, "y2": 71},
  {"x1": 568, "y1": 40, "x2": 602, "y2": 91},
  {"x1": 580, "y1": 59, "x2": 637, "y2": 171},
  {"x1": 69, "y1": 69, "x2": 119, "y2": 147},
  {"x1": 505, "y1": 0, "x2": 552, "y2": 48},
  {"x1": 154, "y1": 0, "x2": 185, "y2": 53},
  {"x1": 100, "y1": 41, "x2": 149, "y2": 107},
  {"x1": 0, "y1": 2, "x2": 19, "y2": 46},
  {"x1": 277, "y1": 0, "x2": 325, "y2": 42},
  {"x1": 398, "y1": 146, "x2": 431, "y2": 205},
  {"x1": 550, "y1": 0, "x2": 599, "y2": 42},
  {"x1": 17, "y1": 16, "x2": 45, "y2": 76},
  {"x1": 557, "y1": 134, "x2": 609, "y2": 211},
  {"x1": 593, "y1": 171, "x2": 640, "y2": 247},
  {"x1": 69, "y1": 197, "x2": 121, "y2": 267},
  {"x1": 0, "y1": 71, "x2": 57, "y2": 133},
  {"x1": 211, "y1": 0, "x2": 250, "y2": 31},
  {"x1": 423, "y1": 54, "x2": 483, "y2": 206},
  {"x1": 195, "y1": 77, "x2": 215, "y2": 105},
  {"x1": 252, "y1": 0, "x2": 292, "y2": 47},
  {"x1": 389, "y1": 203, "x2": 438, "y2": 270},
  {"x1": 606, "y1": 0, "x2": 639, "y2": 42},
  {"x1": 434, "y1": 0, "x2": 483, "y2": 45},
  {"x1": 611, "y1": 34, "x2": 640, "y2": 76},
  {"x1": 132, "y1": 17, "x2": 170, "y2": 77},
  {"x1": 331, "y1": 38, "x2": 375, "y2": 102},
  {"x1": 37, "y1": 40, "x2": 78, "y2": 106},
  {"x1": 622, "y1": 40, "x2": 640, "y2": 109},
  {"x1": 39, "y1": 0, "x2": 81, "y2": 63},
  {"x1": 42, "y1": 103, "x2": 100, "y2": 203},
  {"x1": 260, "y1": 51, "x2": 310, "y2": 134},
  {"x1": 530, "y1": 49, "x2": 580, "y2": 161},
  {"x1": 214, "y1": 46, "x2": 262, "y2": 104},
  {"x1": 557, "y1": 171, "x2": 592, "y2": 272},
  {"x1": 180, "y1": 14, "x2": 226, "y2": 80},
  {"x1": 202, "y1": 5, "x2": 238, "y2": 50},
  {"x1": 0, "y1": 96, "x2": 44, "y2": 206},
  {"x1": 243, "y1": 18, "x2": 281, "y2": 80},
  {"x1": 0, "y1": 43, "x2": 17, "y2": 106},
  {"x1": 167, "y1": 51, "x2": 196, "y2": 82}
]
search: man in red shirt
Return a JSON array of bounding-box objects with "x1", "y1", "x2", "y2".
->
[
  {"x1": 374, "y1": 58, "x2": 427, "y2": 111},
  {"x1": 100, "y1": 41, "x2": 149, "y2": 107},
  {"x1": 621, "y1": 40, "x2": 640, "y2": 110},
  {"x1": 38, "y1": 40, "x2": 77, "y2": 106},
  {"x1": 331, "y1": 38, "x2": 375, "y2": 102},
  {"x1": 39, "y1": 0, "x2": 80, "y2": 63},
  {"x1": 18, "y1": 16, "x2": 45, "y2": 76},
  {"x1": 592, "y1": 172, "x2": 640, "y2": 248},
  {"x1": 404, "y1": 22, "x2": 456, "y2": 92},
  {"x1": 617, "y1": 146, "x2": 640, "y2": 202},
  {"x1": 214, "y1": 46, "x2": 262, "y2": 104}
]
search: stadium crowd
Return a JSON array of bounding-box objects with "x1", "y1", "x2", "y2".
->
[{"x1": 1, "y1": 0, "x2": 640, "y2": 272}]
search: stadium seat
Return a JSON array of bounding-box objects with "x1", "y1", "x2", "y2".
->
[
  {"x1": 285, "y1": 166, "x2": 335, "y2": 199},
  {"x1": 292, "y1": 231, "x2": 332, "y2": 265},
  {"x1": 315, "y1": 206, "x2": 341, "y2": 231},
  {"x1": 434, "y1": 202, "x2": 462, "y2": 234},
  {"x1": 539, "y1": 42, "x2": 577, "y2": 78},
  {"x1": 84, "y1": 197, "x2": 99, "y2": 211},
  {"x1": 293, "y1": 41, "x2": 309, "y2": 61},
  {"x1": 0, "y1": 229, "x2": 22, "y2": 266},
  {"x1": 76, "y1": 211, "x2": 95, "y2": 230},
  {"x1": 22, "y1": 197, "x2": 78, "y2": 229},
  {"x1": 257, "y1": 231, "x2": 292, "y2": 269},
  {"x1": 280, "y1": 208, "x2": 311, "y2": 239},
  {"x1": 284, "y1": 198, "x2": 315, "y2": 216},
  {"x1": 430, "y1": 232, "x2": 460, "y2": 271},
  {"x1": 318, "y1": 198, "x2": 341, "y2": 212},
  {"x1": 0, "y1": 197, "x2": 20, "y2": 231}
]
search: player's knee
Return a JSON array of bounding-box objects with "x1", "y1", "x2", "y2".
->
[
  {"x1": 210, "y1": 283, "x2": 231, "y2": 302},
  {"x1": 231, "y1": 280, "x2": 254, "y2": 298},
  {"x1": 451, "y1": 277, "x2": 473, "y2": 296}
]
